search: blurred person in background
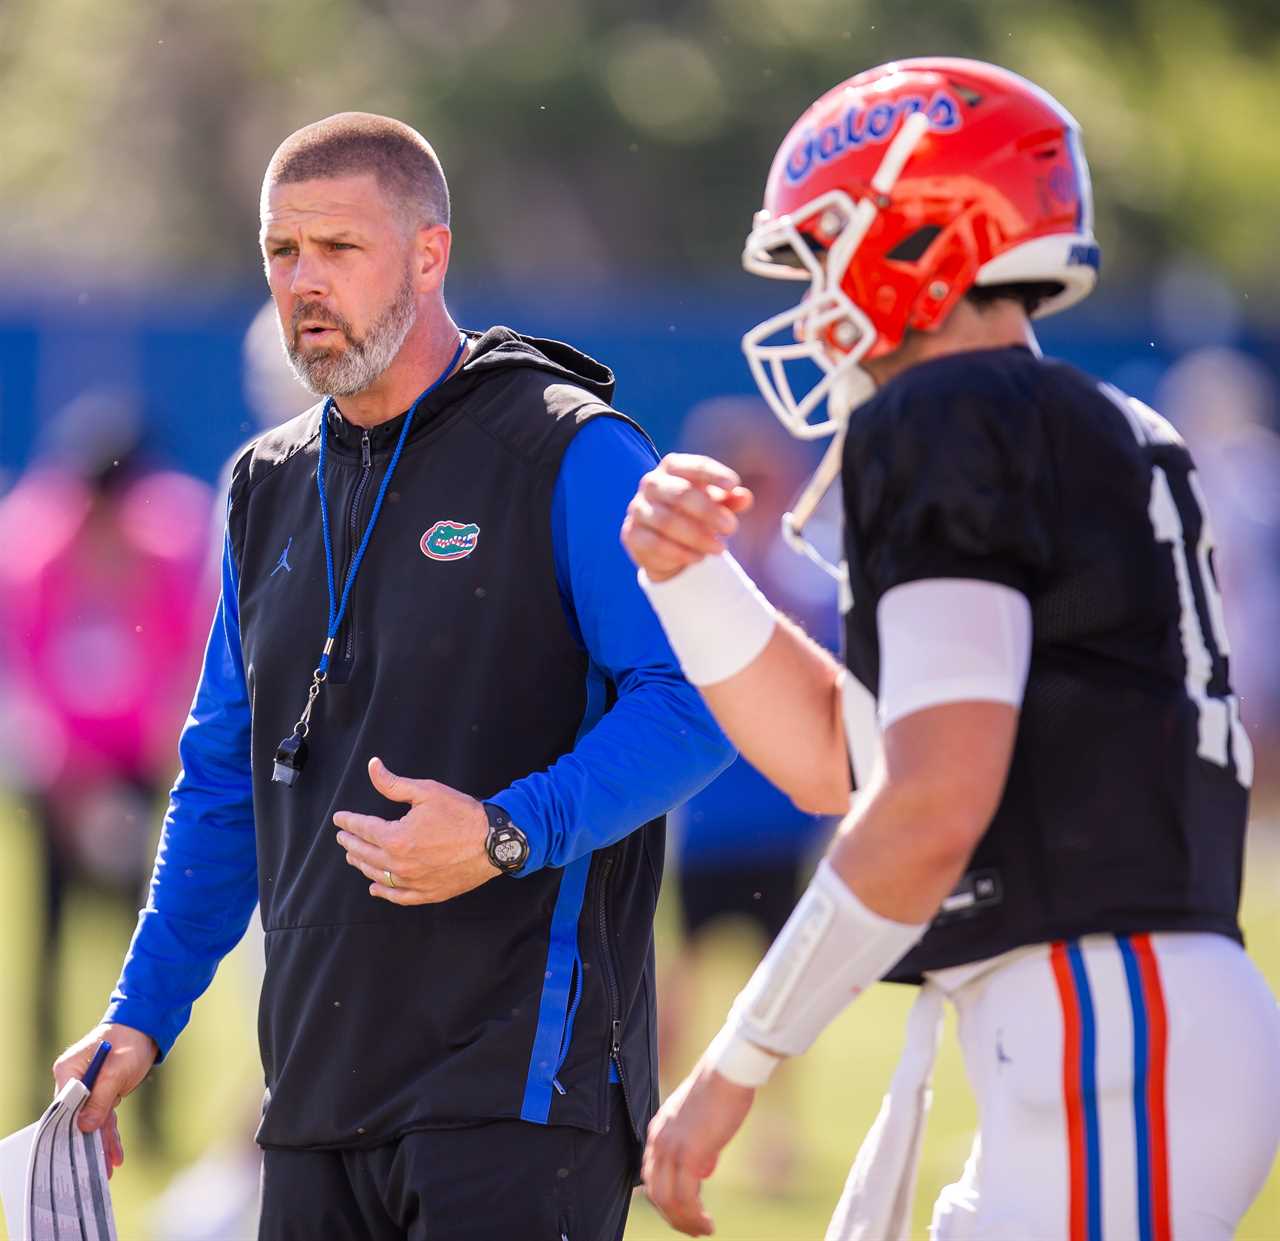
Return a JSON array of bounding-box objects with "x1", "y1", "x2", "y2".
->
[
  {"x1": 625, "y1": 58, "x2": 1280, "y2": 1239},
  {"x1": 0, "y1": 388, "x2": 214, "y2": 1126},
  {"x1": 1157, "y1": 346, "x2": 1280, "y2": 801},
  {"x1": 659, "y1": 397, "x2": 837, "y2": 1196},
  {"x1": 53, "y1": 112, "x2": 732, "y2": 1241}
]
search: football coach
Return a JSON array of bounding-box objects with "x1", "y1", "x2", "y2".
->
[{"x1": 53, "y1": 112, "x2": 734, "y2": 1241}]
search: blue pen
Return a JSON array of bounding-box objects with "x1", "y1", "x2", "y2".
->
[{"x1": 82, "y1": 1042, "x2": 111, "y2": 1092}]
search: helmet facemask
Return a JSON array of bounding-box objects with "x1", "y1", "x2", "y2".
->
[
  {"x1": 741, "y1": 190, "x2": 878, "y2": 441},
  {"x1": 742, "y1": 111, "x2": 929, "y2": 444},
  {"x1": 741, "y1": 112, "x2": 930, "y2": 578}
]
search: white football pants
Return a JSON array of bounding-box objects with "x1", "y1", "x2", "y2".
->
[{"x1": 930, "y1": 932, "x2": 1280, "y2": 1241}]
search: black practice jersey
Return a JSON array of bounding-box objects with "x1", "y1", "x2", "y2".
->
[{"x1": 839, "y1": 346, "x2": 1250, "y2": 979}]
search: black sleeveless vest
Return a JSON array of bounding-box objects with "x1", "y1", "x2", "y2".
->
[{"x1": 228, "y1": 328, "x2": 662, "y2": 1147}]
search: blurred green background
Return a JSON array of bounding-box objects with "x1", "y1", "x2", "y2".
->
[
  {"x1": 0, "y1": 0, "x2": 1277, "y2": 1237},
  {"x1": 1, "y1": 0, "x2": 1278, "y2": 296}
]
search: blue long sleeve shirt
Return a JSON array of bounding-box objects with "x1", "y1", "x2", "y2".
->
[{"x1": 107, "y1": 416, "x2": 733, "y2": 1055}]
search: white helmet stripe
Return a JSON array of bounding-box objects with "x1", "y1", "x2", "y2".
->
[{"x1": 871, "y1": 110, "x2": 929, "y2": 192}]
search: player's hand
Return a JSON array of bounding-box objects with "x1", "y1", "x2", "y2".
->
[
  {"x1": 334, "y1": 757, "x2": 497, "y2": 904},
  {"x1": 622, "y1": 453, "x2": 755, "y2": 582},
  {"x1": 642, "y1": 1060, "x2": 756, "y2": 1236},
  {"x1": 52, "y1": 1023, "x2": 158, "y2": 1179}
]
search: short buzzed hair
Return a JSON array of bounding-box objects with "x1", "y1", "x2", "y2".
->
[{"x1": 262, "y1": 112, "x2": 450, "y2": 230}]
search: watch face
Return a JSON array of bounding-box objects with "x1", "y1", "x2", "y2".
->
[{"x1": 493, "y1": 837, "x2": 525, "y2": 866}]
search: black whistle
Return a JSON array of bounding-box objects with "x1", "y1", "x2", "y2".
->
[{"x1": 272, "y1": 733, "x2": 308, "y2": 786}]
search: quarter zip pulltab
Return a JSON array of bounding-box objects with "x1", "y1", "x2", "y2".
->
[{"x1": 361, "y1": 429, "x2": 371, "y2": 469}]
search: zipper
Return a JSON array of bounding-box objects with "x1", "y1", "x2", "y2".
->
[
  {"x1": 339, "y1": 430, "x2": 373, "y2": 664},
  {"x1": 595, "y1": 853, "x2": 637, "y2": 1135},
  {"x1": 551, "y1": 953, "x2": 583, "y2": 1096}
]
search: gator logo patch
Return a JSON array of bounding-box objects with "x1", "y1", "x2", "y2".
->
[{"x1": 420, "y1": 520, "x2": 480, "y2": 561}]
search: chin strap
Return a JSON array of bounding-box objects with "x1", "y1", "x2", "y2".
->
[{"x1": 781, "y1": 428, "x2": 847, "y2": 582}]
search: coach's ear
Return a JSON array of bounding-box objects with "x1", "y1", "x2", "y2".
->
[{"x1": 413, "y1": 223, "x2": 452, "y2": 296}]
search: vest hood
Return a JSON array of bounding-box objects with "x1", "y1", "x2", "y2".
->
[
  {"x1": 322, "y1": 325, "x2": 617, "y2": 455},
  {"x1": 461, "y1": 325, "x2": 616, "y2": 403}
]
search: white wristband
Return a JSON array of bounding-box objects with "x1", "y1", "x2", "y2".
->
[
  {"x1": 704, "y1": 1024, "x2": 782, "y2": 1089},
  {"x1": 638, "y1": 553, "x2": 778, "y2": 686},
  {"x1": 705, "y1": 859, "x2": 927, "y2": 1086}
]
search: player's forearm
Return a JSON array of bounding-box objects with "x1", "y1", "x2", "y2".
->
[
  {"x1": 827, "y1": 779, "x2": 975, "y2": 925},
  {"x1": 699, "y1": 615, "x2": 851, "y2": 816},
  {"x1": 827, "y1": 700, "x2": 1018, "y2": 924},
  {"x1": 638, "y1": 553, "x2": 851, "y2": 815},
  {"x1": 701, "y1": 700, "x2": 1018, "y2": 1090}
]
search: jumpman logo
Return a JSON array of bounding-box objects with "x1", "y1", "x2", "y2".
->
[
  {"x1": 271, "y1": 536, "x2": 294, "y2": 576},
  {"x1": 996, "y1": 1028, "x2": 1013, "y2": 1070}
]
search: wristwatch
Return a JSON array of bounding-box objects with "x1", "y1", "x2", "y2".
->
[{"x1": 482, "y1": 802, "x2": 530, "y2": 874}]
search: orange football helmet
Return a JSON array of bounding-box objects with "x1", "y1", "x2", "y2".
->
[{"x1": 742, "y1": 57, "x2": 1099, "y2": 441}]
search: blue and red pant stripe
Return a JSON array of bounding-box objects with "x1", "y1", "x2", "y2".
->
[
  {"x1": 1051, "y1": 939, "x2": 1103, "y2": 1241},
  {"x1": 1118, "y1": 933, "x2": 1172, "y2": 1241},
  {"x1": 1051, "y1": 936, "x2": 1172, "y2": 1241}
]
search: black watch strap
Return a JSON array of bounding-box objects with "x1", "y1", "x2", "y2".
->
[{"x1": 483, "y1": 802, "x2": 530, "y2": 874}]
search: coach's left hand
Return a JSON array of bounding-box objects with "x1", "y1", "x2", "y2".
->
[{"x1": 334, "y1": 756, "x2": 497, "y2": 904}]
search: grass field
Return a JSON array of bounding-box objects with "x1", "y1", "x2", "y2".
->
[{"x1": 0, "y1": 802, "x2": 1276, "y2": 1241}]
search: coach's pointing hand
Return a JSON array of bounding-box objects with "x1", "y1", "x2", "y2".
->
[
  {"x1": 622, "y1": 453, "x2": 754, "y2": 582},
  {"x1": 334, "y1": 757, "x2": 498, "y2": 904}
]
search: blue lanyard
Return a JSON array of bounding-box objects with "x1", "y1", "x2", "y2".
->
[
  {"x1": 313, "y1": 336, "x2": 466, "y2": 676},
  {"x1": 275, "y1": 337, "x2": 467, "y2": 780}
]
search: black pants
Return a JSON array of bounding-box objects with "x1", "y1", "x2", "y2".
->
[{"x1": 259, "y1": 1090, "x2": 637, "y2": 1241}]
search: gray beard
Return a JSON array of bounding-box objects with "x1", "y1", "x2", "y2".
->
[{"x1": 283, "y1": 273, "x2": 418, "y2": 397}]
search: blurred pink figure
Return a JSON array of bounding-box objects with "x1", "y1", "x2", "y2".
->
[{"x1": 0, "y1": 389, "x2": 214, "y2": 1124}]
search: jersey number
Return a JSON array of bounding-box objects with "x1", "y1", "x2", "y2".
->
[{"x1": 1148, "y1": 465, "x2": 1253, "y2": 788}]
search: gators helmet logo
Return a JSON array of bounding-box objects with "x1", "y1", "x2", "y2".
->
[{"x1": 420, "y1": 520, "x2": 480, "y2": 561}]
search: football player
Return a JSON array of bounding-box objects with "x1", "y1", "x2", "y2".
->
[{"x1": 622, "y1": 58, "x2": 1280, "y2": 1240}]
